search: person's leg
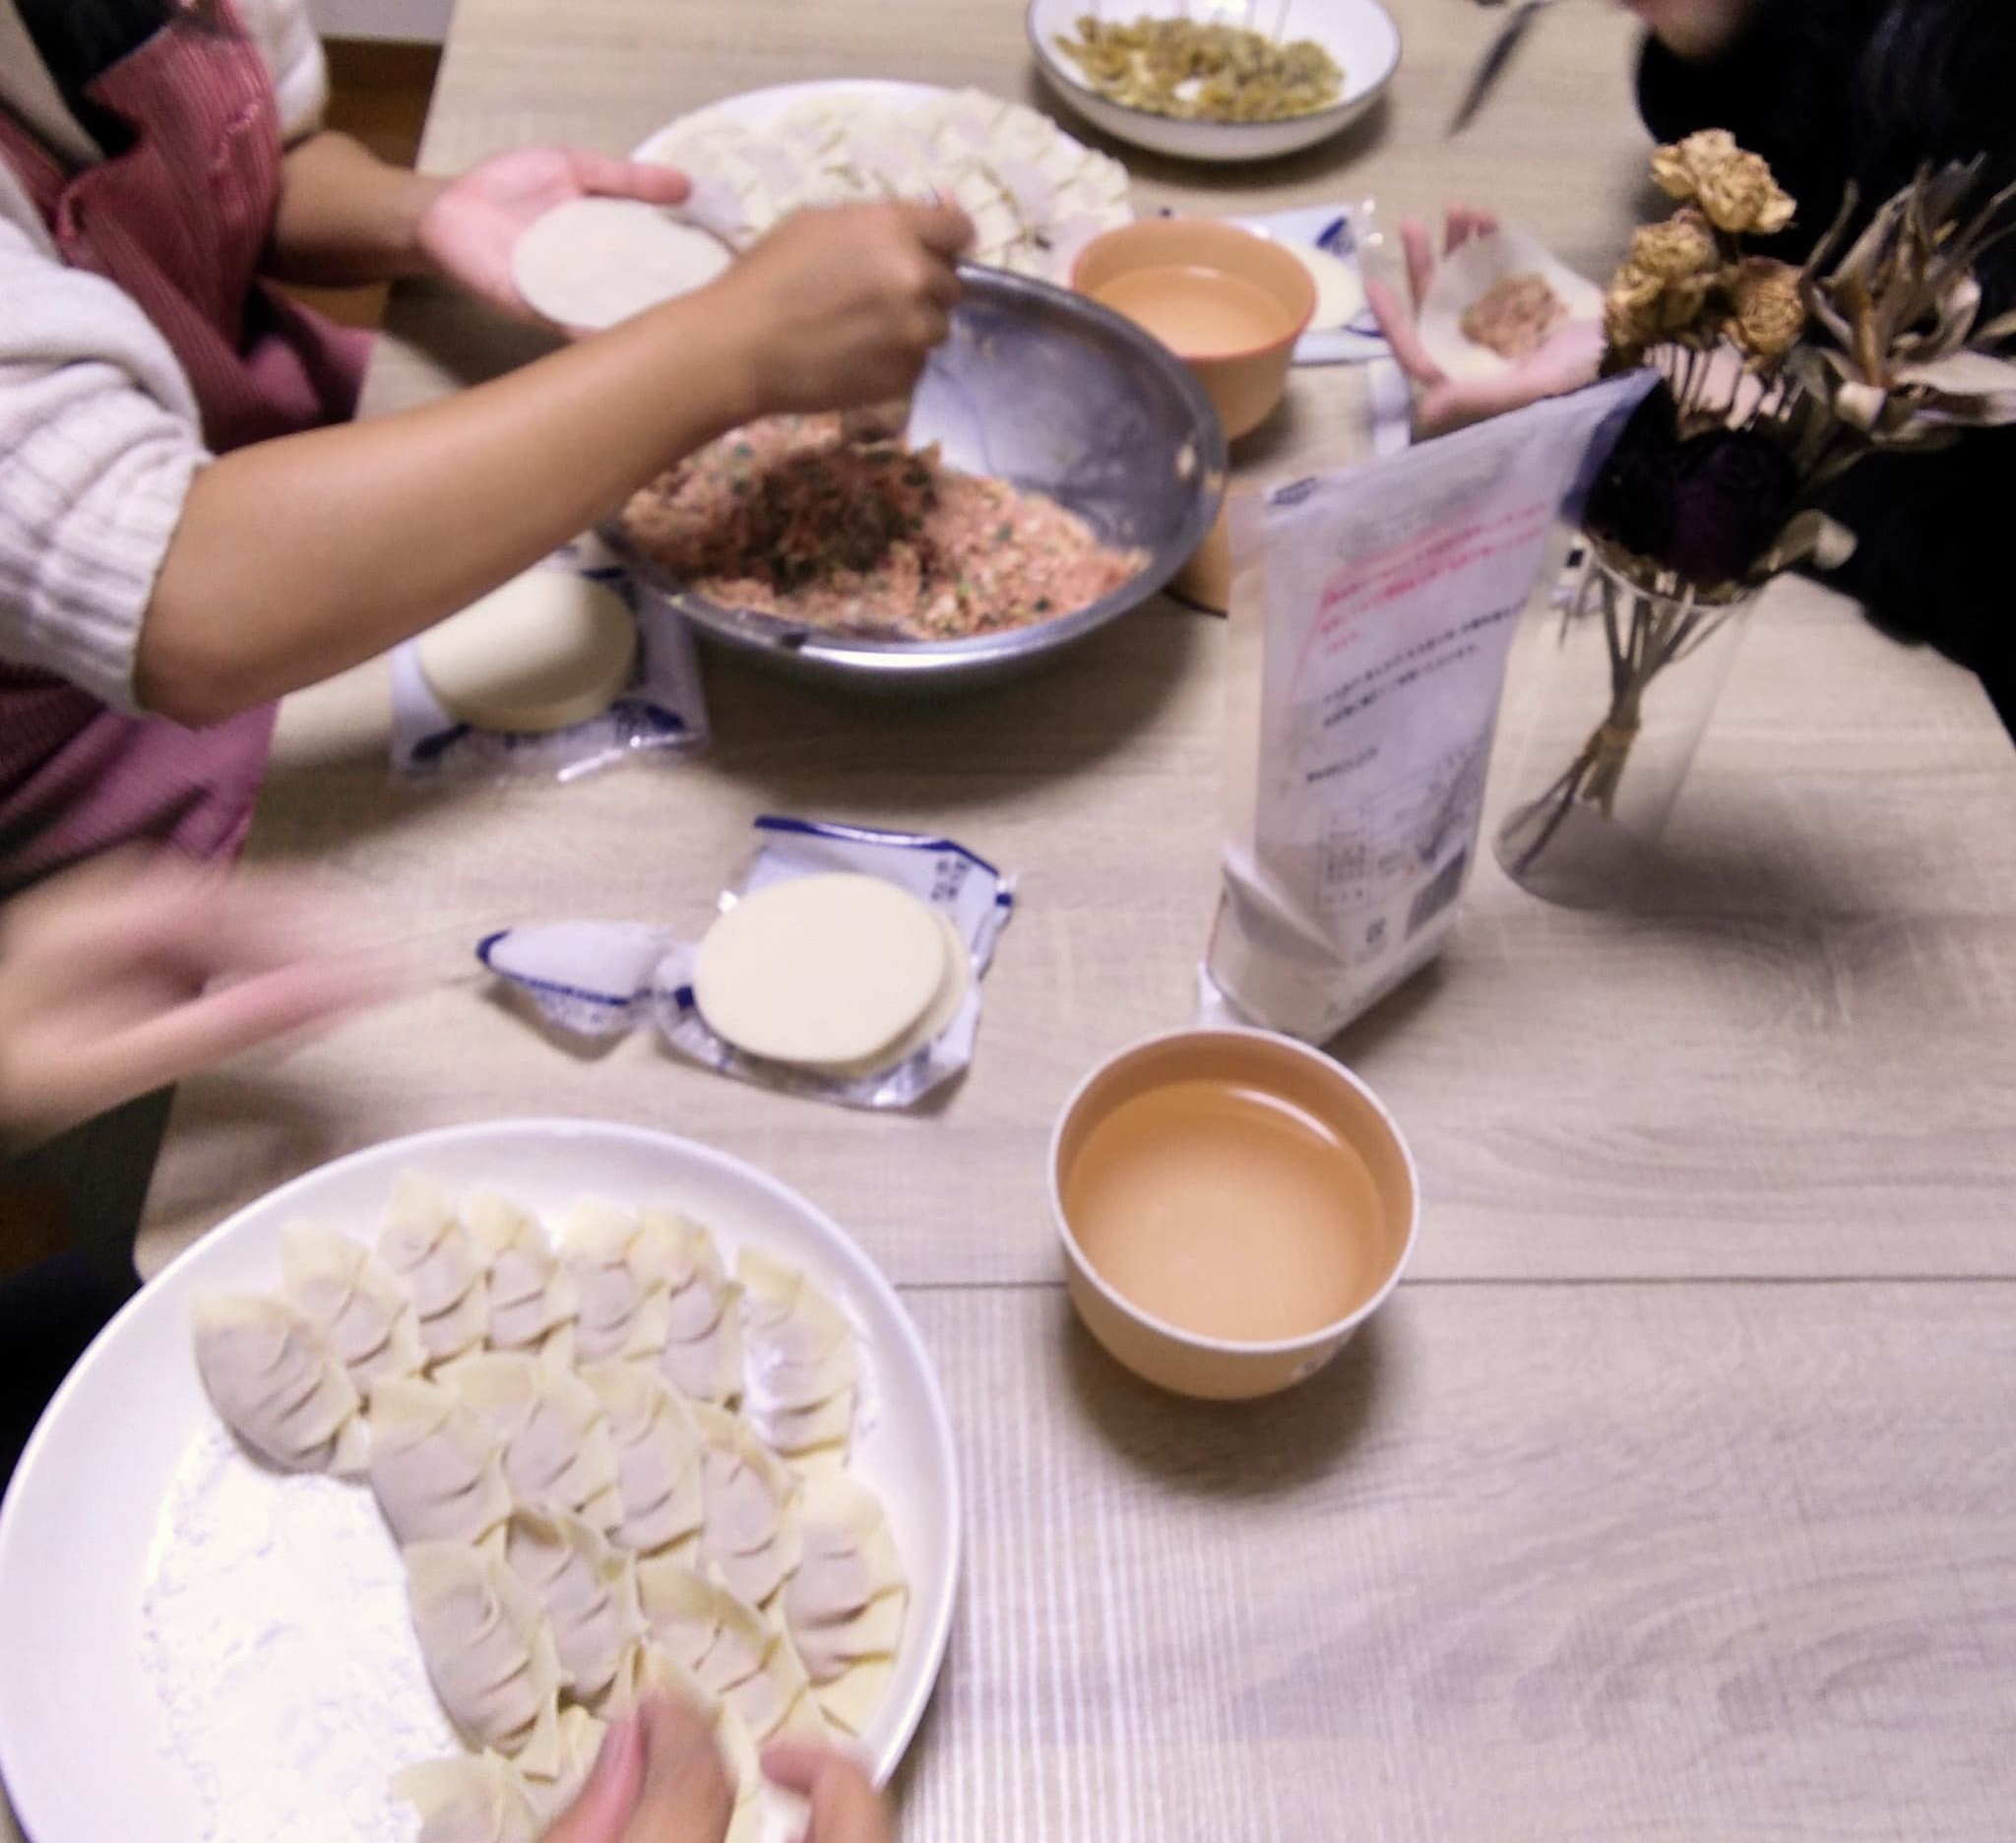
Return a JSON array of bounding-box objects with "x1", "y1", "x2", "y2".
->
[{"x1": 0, "y1": 1253, "x2": 138, "y2": 1490}]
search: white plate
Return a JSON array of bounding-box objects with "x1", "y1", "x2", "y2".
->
[
  {"x1": 1027, "y1": 0, "x2": 1402, "y2": 164},
  {"x1": 0, "y1": 1118, "x2": 960, "y2": 1843}
]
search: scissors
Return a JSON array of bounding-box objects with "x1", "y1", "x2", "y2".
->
[{"x1": 1448, "y1": 0, "x2": 1558, "y2": 138}]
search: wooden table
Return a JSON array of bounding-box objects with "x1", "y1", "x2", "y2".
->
[{"x1": 99, "y1": 2, "x2": 2016, "y2": 1839}]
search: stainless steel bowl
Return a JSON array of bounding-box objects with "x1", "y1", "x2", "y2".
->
[{"x1": 599, "y1": 265, "x2": 1227, "y2": 691}]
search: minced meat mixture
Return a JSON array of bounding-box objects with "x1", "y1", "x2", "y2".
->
[{"x1": 619, "y1": 414, "x2": 1147, "y2": 640}]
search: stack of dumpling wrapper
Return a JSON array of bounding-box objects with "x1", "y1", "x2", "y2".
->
[
  {"x1": 654, "y1": 87, "x2": 1133, "y2": 283},
  {"x1": 191, "y1": 1175, "x2": 908, "y2": 1843}
]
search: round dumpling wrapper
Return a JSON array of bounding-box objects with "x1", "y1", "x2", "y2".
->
[
  {"x1": 418, "y1": 571, "x2": 637, "y2": 735},
  {"x1": 511, "y1": 198, "x2": 734, "y2": 331}
]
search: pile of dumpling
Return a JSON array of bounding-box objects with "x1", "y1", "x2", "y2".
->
[{"x1": 191, "y1": 1175, "x2": 908, "y2": 1843}]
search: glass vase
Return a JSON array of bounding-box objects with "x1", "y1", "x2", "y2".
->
[{"x1": 1493, "y1": 541, "x2": 1758, "y2": 907}]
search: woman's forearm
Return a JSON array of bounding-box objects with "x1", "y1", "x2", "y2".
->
[
  {"x1": 265, "y1": 131, "x2": 443, "y2": 287},
  {"x1": 136, "y1": 298, "x2": 755, "y2": 725}
]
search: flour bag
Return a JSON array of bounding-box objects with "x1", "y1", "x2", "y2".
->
[{"x1": 1207, "y1": 374, "x2": 1654, "y2": 1041}]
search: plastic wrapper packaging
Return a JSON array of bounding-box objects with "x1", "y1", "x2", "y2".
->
[
  {"x1": 390, "y1": 534, "x2": 710, "y2": 782},
  {"x1": 1205, "y1": 373, "x2": 1656, "y2": 1042},
  {"x1": 477, "y1": 817, "x2": 1014, "y2": 1109}
]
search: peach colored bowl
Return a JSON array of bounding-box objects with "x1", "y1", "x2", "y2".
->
[
  {"x1": 1072, "y1": 220, "x2": 1317, "y2": 442},
  {"x1": 1049, "y1": 1027, "x2": 1419, "y2": 1401}
]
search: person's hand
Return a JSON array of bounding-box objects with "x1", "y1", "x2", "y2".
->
[
  {"x1": 762, "y1": 1742, "x2": 895, "y2": 1843},
  {"x1": 1365, "y1": 206, "x2": 1604, "y2": 440},
  {"x1": 544, "y1": 1695, "x2": 733, "y2": 1843},
  {"x1": 0, "y1": 854, "x2": 370, "y2": 1147},
  {"x1": 417, "y1": 148, "x2": 693, "y2": 322},
  {"x1": 708, "y1": 201, "x2": 974, "y2": 416}
]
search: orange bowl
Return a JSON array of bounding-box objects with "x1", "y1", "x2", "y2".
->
[{"x1": 1072, "y1": 220, "x2": 1316, "y2": 442}]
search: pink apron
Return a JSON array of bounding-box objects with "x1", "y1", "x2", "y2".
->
[{"x1": 0, "y1": 3, "x2": 369, "y2": 895}]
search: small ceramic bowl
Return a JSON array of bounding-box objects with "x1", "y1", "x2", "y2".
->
[
  {"x1": 1072, "y1": 219, "x2": 1317, "y2": 441},
  {"x1": 1027, "y1": 0, "x2": 1402, "y2": 165},
  {"x1": 1050, "y1": 1027, "x2": 1419, "y2": 1400}
]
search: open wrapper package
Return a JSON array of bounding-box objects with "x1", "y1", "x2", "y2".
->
[
  {"x1": 480, "y1": 817, "x2": 1015, "y2": 1109},
  {"x1": 1204, "y1": 371, "x2": 1655, "y2": 1042}
]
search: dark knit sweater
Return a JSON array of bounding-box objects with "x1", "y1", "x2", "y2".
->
[{"x1": 1638, "y1": 0, "x2": 2016, "y2": 742}]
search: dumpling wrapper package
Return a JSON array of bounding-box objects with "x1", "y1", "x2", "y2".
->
[
  {"x1": 1417, "y1": 225, "x2": 1606, "y2": 384},
  {"x1": 478, "y1": 816, "x2": 1014, "y2": 1110},
  {"x1": 390, "y1": 534, "x2": 709, "y2": 782},
  {"x1": 1204, "y1": 372, "x2": 1656, "y2": 1043}
]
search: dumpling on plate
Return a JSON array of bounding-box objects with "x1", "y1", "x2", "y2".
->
[
  {"x1": 782, "y1": 1470, "x2": 908, "y2": 1737},
  {"x1": 579, "y1": 1361, "x2": 705, "y2": 1557},
  {"x1": 468, "y1": 1194, "x2": 576, "y2": 1353},
  {"x1": 652, "y1": 1211, "x2": 742, "y2": 1407},
  {"x1": 736, "y1": 1247, "x2": 855, "y2": 1465},
  {"x1": 497, "y1": 1508, "x2": 646, "y2": 1702},
  {"x1": 379, "y1": 1173, "x2": 489, "y2": 1364},
  {"x1": 406, "y1": 1539, "x2": 564, "y2": 1755},
  {"x1": 634, "y1": 1557, "x2": 824, "y2": 1743},
  {"x1": 516, "y1": 1705, "x2": 605, "y2": 1822},
  {"x1": 393, "y1": 1751, "x2": 540, "y2": 1843},
  {"x1": 691, "y1": 1402, "x2": 802, "y2": 1610},
  {"x1": 191, "y1": 1292, "x2": 366, "y2": 1475},
  {"x1": 281, "y1": 1222, "x2": 424, "y2": 1394},
  {"x1": 367, "y1": 1373, "x2": 512, "y2": 1546},
  {"x1": 438, "y1": 1350, "x2": 623, "y2": 1532},
  {"x1": 556, "y1": 1200, "x2": 685, "y2": 1366}
]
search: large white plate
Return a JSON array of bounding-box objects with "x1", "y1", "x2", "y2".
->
[{"x1": 0, "y1": 1119, "x2": 960, "y2": 1843}]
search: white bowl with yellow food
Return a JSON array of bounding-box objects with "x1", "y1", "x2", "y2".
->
[{"x1": 1027, "y1": 0, "x2": 1401, "y2": 164}]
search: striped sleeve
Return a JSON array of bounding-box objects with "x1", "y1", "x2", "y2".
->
[{"x1": 0, "y1": 211, "x2": 210, "y2": 715}]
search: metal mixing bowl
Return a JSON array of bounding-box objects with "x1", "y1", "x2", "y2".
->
[{"x1": 599, "y1": 265, "x2": 1227, "y2": 691}]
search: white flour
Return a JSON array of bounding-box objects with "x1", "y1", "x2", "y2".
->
[{"x1": 139, "y1": 1425, "x2": 455, "y2": 1843}]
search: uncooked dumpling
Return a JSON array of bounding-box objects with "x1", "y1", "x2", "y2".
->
[
  {"x1": 407, "y1": 1539, "x2": 565, "y2": 1754},
  {"x1": 782, "y1": 1471, "x2": 908, "y2": 1736},
  {"x1": 191, "y1": 1292, "x2": 367, "y2": 1475},
  {"x1": 469, "y1": 1194, "x2": 576, "y2": 1353},
  {"x1": 393, "y1": 1751, "x2": 541, "y2": 1843},
  {"x1": 498, "y1": 1508, "x2": 646, "y2": 1702},
  {"x1": 649, "y1": 1210, "x2": 742, "y2": 1406},
  {"x1": 379, "y1": 1173, "x2": 490, "y2": 1364},
  {"x1": 579, "y1": 1361, "x2": 705, "y2": 1557},
  {"x1": 737, "y1": 1247, "x2": 856, "y2": 1464},
  {"x1": 439, "y1": 1350, "x2": 622, "y2": 1532},
  {"x1": 634, "y1": 1557, "x2": 824, "y2": 1743},
  {"x1": 691, "y1": 1402, "x2": 802, "y2": 1609},
  {"x1": 516, "y1": 1706, "x2": 605, "y2": 1821},
  {"x1": 558, "y1": 1201, "x2": 683, "y2": 1366},
  {"x1": 367, "y1": 1374, "x2": 512, "y2": 1546},
  {"x1": 282, "y1": 1222, "x2": 425, "y2": 1394}
]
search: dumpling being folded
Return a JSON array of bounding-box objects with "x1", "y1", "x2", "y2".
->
[
  {"x1": 634, "y1": 1557, "x2": 824, "y2": 1743},
  {"x1": 498, "y1": 1508, "x2": 646, "y2": 1702},
  {"x1": 439, "y1": 1350, "x2": 623, "y2": 1531},
  {"x1": 406, "y1": 1539, "x2": 564, "y2": 1755},
  {"x1": 379, "y1": 1173, "x2": 489, "y2": 1364},
  {"x1": 516, "y1": 1705, "x2": 605, "y2": 1822},
  {"x1": 650, "y1": 1211, "x2": 743, "y2": 1407},
  {"x1": 367, "y1": 1374, "x2": 512, "y2": 1546},
  {"x1": 599, "y1": 1644, "x2": 763, "y2": 1843},
  {"x1": 557, "y1": 1201, "x2": 686, "y2": 1365},
  {"x1": 192, "y1": 1292, "x2": 366, "y2": 1474},
  {"x1": 781, "y1": 1470, "x2": 908, "y2": 1737},
  {"x1": 579, "y1": 1361, "x2": 705, "y2": 1557},
  {"x1": 468, "y1": 1194, "x2": 576, "y2": 1353},
  {"x1": 736, "y1": 1247, "x2": 855, "y2": 1463},
  {"x1": 691, "y1": 1402, "x2": 801, "y2": 1609},
  {"x1": 282, "y1": 1223, "x2": 424, "y2": 1394},
  {"x1": 393, "y1": 1751, "x2": 540, "y2": 1843}
]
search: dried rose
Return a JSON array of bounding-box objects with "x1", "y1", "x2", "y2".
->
[
  {"x1": 1625, "y1": 208, "x2": 1720, "y2": 282},
  {"x1": 1665, "y1": 427, "x2": 1799, "y2": 584},
  {"x1": 1730, "y1": 257, "x2": 1806, "y2": 364},
  {"x1": 1653, "y1": 274, "x2": 1718, "y2": 340},
  {"x1": 1651, "y1": 129, "x2": 1737, "y2": 204},
  {"x1": 1583, "y1": 383, "x2": 1683, "y2": 561},
  {"x1": 1695, "y1": 150, "x2": 1796, "y2": 237}
]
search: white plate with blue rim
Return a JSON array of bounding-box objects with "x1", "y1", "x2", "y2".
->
[{"x1": 0, "y1": 1119, "x2": 960, "y2": 1843}]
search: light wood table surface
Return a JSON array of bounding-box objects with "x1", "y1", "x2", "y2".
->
[{"x1": 100, "y1": 2, "x2": 2016, "y2": 1840}]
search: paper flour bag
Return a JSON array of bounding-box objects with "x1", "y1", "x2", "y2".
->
[{"x1": 1206, "y1": 375, "x2": 1654, "y2": 1041}]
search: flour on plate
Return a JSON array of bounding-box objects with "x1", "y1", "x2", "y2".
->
[{"x1": 140, "y1": 1424, "x2": 455, "y2": 1843}]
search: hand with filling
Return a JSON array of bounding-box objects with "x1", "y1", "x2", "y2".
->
[
  {"x1": 1366, "y1": 205, "x2": 1604, "y2": 440},
  {"x1": 0, "y1": 853, "x2": 370, "y2": 1150}
]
